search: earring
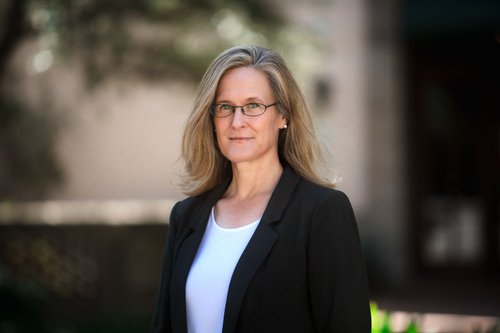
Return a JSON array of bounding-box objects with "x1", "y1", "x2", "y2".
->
[{"x1": 283, "y1": 124, "x2": 287, "y2": 129}]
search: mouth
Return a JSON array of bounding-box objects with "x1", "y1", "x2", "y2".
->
[{"x1": 229, "y1": 137, "x2": 253, "y2": 141}]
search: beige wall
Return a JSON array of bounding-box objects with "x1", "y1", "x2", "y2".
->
[{"x1": 55, "y1": 78, "x2": 192, "y2": 201}]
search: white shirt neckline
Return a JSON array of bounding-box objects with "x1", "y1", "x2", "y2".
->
[
  {"x1": 211, "y1": 207, "x2": 261, "y2": 232},
  {"x1": 185, "y1": 207, "x2": 261, "y2": 333}
]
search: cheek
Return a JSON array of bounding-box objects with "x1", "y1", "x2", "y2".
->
[
  {"x1": 216, "y1": 132, "x2": 224, "y2": 147},
  {"x1": 262, "y1": 125, "x2": 281, "y2": 146},
  {"x1": 213, "y1": 119, "x2": 225, "y2": 135},
  {"x1": 213, "y1": 120, "x2": 228, "y2": 147}
]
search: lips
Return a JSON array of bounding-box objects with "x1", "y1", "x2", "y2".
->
[{"x1": 229, "y1": 137, "x2": 253, "y2": 141}]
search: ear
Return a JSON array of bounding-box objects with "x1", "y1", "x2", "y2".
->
[{"x1": 279, "y1": 115, "x2": 287, "y2": 129}]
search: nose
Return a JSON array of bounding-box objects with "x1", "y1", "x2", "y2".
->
[{"x1": 230, "y1": 107, "x2": 246, "y2": 127}]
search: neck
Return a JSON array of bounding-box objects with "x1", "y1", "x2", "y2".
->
[{"x1": 226, "y1": 160, "x2": 283, "y2": 200}]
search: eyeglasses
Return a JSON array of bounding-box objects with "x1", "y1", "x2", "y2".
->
[{"x1": 211, "y1": 102, "x2": 278, "y2": 118}]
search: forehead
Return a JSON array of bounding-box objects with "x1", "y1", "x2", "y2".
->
[{"x1": 216, "y1": 67, "x2": 273, "y2": 101}]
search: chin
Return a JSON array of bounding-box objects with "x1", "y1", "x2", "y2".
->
[
  {"x1": 226, "y1": 156, "x2": 254, "y2": 164},
  {"x1": 221, "y1": 149, "x2": 254, "y2": 163}
]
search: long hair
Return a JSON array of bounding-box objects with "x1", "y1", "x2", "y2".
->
[{"x1": 180, "y1": 45, "x2": 333, "y2": 196}]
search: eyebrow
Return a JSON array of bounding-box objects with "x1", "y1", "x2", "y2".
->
[{"x1": 215, "y1": 97, "x2": 264, "y2": 104}]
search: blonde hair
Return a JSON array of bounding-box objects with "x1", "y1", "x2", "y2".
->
[{"x1": 181, "y1": 45, "x2": 333, "y2": 196}]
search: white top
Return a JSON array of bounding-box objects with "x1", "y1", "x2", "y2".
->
[{"x1": 185, "y1": 207, "x2": 260, "y2": 333}]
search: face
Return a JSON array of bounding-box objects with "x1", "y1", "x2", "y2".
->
[{"x1": 214, "y1": 67, "x2": 286, "y2": 166}]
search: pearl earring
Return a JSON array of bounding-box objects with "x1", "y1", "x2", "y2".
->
[{"x1": 283, "y1": 124, "x2": 287, "y2": 129}]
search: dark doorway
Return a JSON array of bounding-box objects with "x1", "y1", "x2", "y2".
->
[{"x1": 403, "y1": 0, "x2": 500, "y2": 315}]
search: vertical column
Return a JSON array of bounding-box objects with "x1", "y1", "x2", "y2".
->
[
  {"x1": 327, "y1": 0, "x2": 408, "y2": 287},
  {"x1": 326, "y1": 0, "x2": 370, "y2": 211}
]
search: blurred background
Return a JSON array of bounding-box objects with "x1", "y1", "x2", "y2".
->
[{"x1": 0, "y1": 0, "x2": 499, "y2": 332}]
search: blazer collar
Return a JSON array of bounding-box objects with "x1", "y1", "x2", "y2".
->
[
  {"x1": 223, "y1": 165, "x2": 301, "y2": 333},
  {"x1": 170, "y1": 176, "x2": 231, "y2": 333},
  {"x1": 260, "y1": 165, "x2": 301, "y2": 224},
  {"x1": 172, "y1": 165, "x2": 301, "y2": 333}
]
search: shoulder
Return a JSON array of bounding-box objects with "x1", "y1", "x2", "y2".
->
[
  {"x1": 292, "y1": 179, "x2": 360, "y2": 243},
  {"x1": 169, "y1": 191, "x2": 212, "y2": 226},
  {"x1": 294, "y1": 178, "x2": 351, "y2": 208},
  {"x1": 287, "y1": 178, "x2": 357, "y2": 229},
  {"x1": 276, "y1": 166, "x2": 353, "y2": 217},
  {"x1": 171, "y1": 195, "x2": 199, "y2": 216}
]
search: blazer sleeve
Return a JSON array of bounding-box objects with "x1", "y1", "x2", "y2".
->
[
  {"x1": 150, "y1": 202, "x2": 179, "y2": 333},
  {"x1": 307, "y1": 190, "x2": 371, "y2": 332}
]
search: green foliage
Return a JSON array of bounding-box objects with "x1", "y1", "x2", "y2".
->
[
  {"x1": 371, "y1": 302, "x2": 500, "y2": 333},
  {"x1": 371, "y1": 302, "x2": 420, "y2": 333},
  {"x1": 380, "y1": 312, "x2": 392, "y2": 333},
  {"x1": 25, "y1": 0, "x2": 294, "y2": 86},
  {"x1": 405, "y1": 318, "x2": 419, "y2": 333}
]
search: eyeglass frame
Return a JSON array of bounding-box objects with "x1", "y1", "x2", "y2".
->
[{"x1": 210, "y1": 102, "x2": 278, "y2": 118}]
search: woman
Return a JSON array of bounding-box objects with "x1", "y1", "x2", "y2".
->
[{"x1": 151, "y1": 46, "x2": 371, "y2": 333}]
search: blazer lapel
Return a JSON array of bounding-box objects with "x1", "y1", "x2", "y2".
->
[
  {"x1": 222, "y1": 166, "x2": 301, "y2": 333},
  {"x1": 170, "y1": 178, "x2": 231, "y2": 333}
]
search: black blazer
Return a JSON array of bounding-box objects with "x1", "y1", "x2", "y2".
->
[{"x1": 151, "y1": 166, "x2": 371, "y2": 333}]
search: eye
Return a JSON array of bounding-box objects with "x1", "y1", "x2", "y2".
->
[
  {"x1": 246, "y1": 103, "x2": 261, "y2": 109},
  {"x1": 219, "y1": 104, "x2": 233, "y2": 110}
]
